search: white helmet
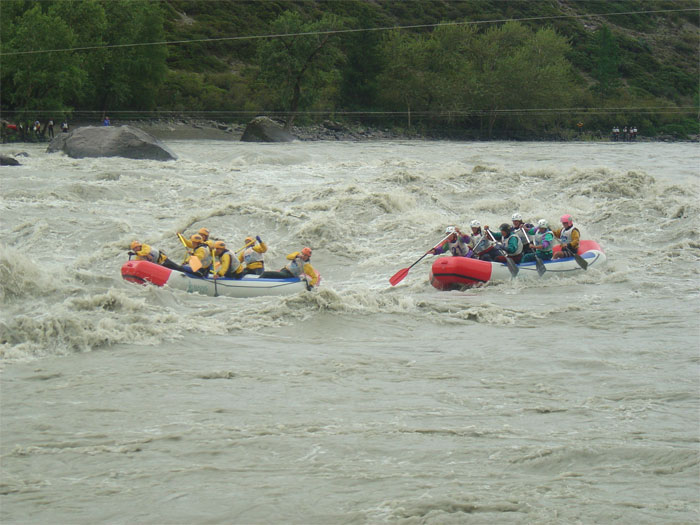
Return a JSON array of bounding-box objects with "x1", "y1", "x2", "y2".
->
[
  {"x1": 537, "y1": 219, "x2": 548, "y2": 228},
  {"x1": 445, "y1": 226, "x2": 456, "y2": 235},
  {"x1": 470, "y1": 220, "x2": 480, "y2": 228},
  {"x1": 511, "y1": 212, "x2": 522, "y2": 222}
]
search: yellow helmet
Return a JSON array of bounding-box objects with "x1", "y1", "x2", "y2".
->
[
  {"x1": 191, "y1": 234, "x2": 203, "y2": 244},
  {"x1": 214, "y1": 240, "x2": 226, "y2": 250},
  {"x1": 130, "y1": 240, "x2": 142, "y2": 251},
  {"x1": 198, "y1": 227, "x2": 210, "y2": 239}
]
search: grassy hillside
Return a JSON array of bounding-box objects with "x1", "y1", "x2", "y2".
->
[{"x1": 155, "y1": 0, "x2": 698, "y2": 138}]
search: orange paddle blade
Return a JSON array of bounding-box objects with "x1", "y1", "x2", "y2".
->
[
  {"x1": 389, "y1": 268, "x2": 410, "y2": 286},
  {"x1": 188, "y1": 256, "x2": 202, "y2": 272}
]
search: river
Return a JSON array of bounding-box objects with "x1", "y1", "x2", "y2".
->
[{"x1": 1, "y1": 138, "x2": 698, "y2": 523}]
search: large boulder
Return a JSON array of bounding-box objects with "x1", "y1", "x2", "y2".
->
[
  {"x1": 241, "y1": 116, "x2": 296, "y2": 142},
  {"x1": 47, "y1": 125, "x2": 177, "y2": 160},
  {"x1": 0, "y1": 155, "x2": 20, "y2": 166}
]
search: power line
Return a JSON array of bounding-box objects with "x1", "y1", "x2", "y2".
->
[
  {"x1": 1, "y1": 7, "x2": 697, "y2": 56},
  {"x1": 5, "y1": 107, "x2": 695, "y2": 116}
]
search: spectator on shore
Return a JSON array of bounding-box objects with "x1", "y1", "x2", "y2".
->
[
  {"x1": 61, "y1": 121, "x2": 69, "y2": 133},
  {"x1": 47, "y1": 120, "x2": 54, "y2": 138},
  {"x1": 103, "y1": 116, "x2": 111, "y2": 126}
]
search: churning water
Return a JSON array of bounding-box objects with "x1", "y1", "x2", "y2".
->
[{"x1": 1, "y1": 138, "x2": 698, "y2": 523}]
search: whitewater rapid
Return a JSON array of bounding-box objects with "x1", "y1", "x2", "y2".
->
[{"x1": 1, "y1": 138, "x2": 698, "y2": 523}]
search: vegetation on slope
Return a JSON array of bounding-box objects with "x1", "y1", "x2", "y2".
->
[{"x1": 1, "y1": 0, "x2": 697, "y2": 138}]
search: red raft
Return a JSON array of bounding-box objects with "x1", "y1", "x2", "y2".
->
[{"x1": 429, "y1": 240, "x2": 606, "y2": 290}]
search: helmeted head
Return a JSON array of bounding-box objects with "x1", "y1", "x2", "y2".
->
[
  {"x1": 198, "y1": 227, "x2": 210, "y2": 240},
  {"x1": 214, "y1": 240, "x2": 226, "y2": 253},
  {"x1": 511, "y1": 212, "x2": 523, "y2": 225},
  {"x1": 301, "y1": 247, "x2": 312, "y2": 260},
  {"x1": 245, "y1": 236, "x2": 255, "y2": 245},
  {"x1": 445, "y1": 226, "x2": 457, "y2": 241},
  {"x1": 470, "y1": 219, "x2": 481, "y2": 231},
  {"x1": 500, "y1": 223, "x2": 511, "y2": 236},
  {"x1": 130, "y1": 240, "x2": 142, "y2": 252},
  {"x1": 560, "y1": 214, "x2": 573, "y2": 227},
  {"x1": 191, "y1": 234, "x2": 203, "y2": 246},
  {"x1": 537, "y1": 219, "x2": 549, "y2": 230}
]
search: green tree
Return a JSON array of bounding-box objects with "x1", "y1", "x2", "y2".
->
[
  {"x1": 92, "y1": 0, "x2": 168, "y2": 114},
  {"x1": 469, "y1": 22, "x2": 575, "y2": 137},
  {"x1": 49, "y1": 0, "x2": 107, "y2": 109},
  {"x1": 593, "y1": 25, "x2": 621, "y2": 97},
  {"x1": 376, "y1": 30, "x2": 432, "y2": 128},
  {"x1": 255, "y1": 11, "x2": 345, "y2": 130},
  {"x1": 1, "y1": 4, "x2": 86, "y2": 116}
]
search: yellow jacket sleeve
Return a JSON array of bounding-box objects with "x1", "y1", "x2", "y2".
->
[
  {"x1": 135, "y1": 244, "x2": 152, "y2": 260},
  {"x1": 217, "y1": 252, "x2": 230, "y2": 277},
  {"x1": 254, "y1": 242, "x2": 267, "y2": 253},
  {"x1": 568, "y1": 229, "x2": 580, "y2": 249},
  {"x1": 303, "y1": 262, "x2": 319, "y2": 286}
]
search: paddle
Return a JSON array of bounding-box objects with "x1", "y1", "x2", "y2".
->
[
  {"x1": 177, "y1": 232, "x2": 202, "y2": 273},
  {"x1": 235, "y1": 238, "x2": 257, "y2": 256},
  {"x1": 210, "y1": 248, "x2": 219, "y2": 297},
  {"x1": 188, "y1": 255, "x2": 202, "y2": 273},
  {"x1": 521, "y1": 228, "x2": 546, "y2": 276},
  {"x1": 557, "y1": 236, "x2": 588, "y2": 270},
  {"x1": 389, "y1": 233, "x2": 453, "y2": 286},
  {"x1": 177, "y1": 232, "x2": 189, "y2": 249},
  {"x1": 486, "y1": 230, "x2": 519, "y2": 277},
  {"x1": 571, "y1": 250, "x2": 588, "y2": 270}
]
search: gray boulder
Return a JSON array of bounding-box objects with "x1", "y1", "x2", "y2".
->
[
  {"x1": 0, "y1": 155, "x2": 20, "y2": 166},
  {"x1": 241, "y1": 116, "x2": 296, "y2": 142},
  {"x1": 47, "y1": 125, "x2": 177, "y2": 160}
]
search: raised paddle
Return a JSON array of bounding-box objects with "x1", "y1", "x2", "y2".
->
[
  {"x1": 486, "y1": 229, "x2": 519, "y2": 278},
  {"x1": 389, "y1": 233, "x2": 453, "y2": 286},
  {"x1": 177, "y1": 232, "x2": 202, "y2": 272},
  {"x1": 521, "y1": 228, "x2": 546, "y2": 276},
  {"x1": 235, "y1": 239, "x2": 256, "y2": 255}
]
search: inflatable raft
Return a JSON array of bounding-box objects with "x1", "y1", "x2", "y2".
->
[
  {"x1": 121, "y1": 260, "x2": 310, "y2": 298},
  {"x1": 429, "y1": 240, "x2": 606, "y2": 290}
]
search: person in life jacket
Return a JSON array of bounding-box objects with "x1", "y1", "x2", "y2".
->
[
  {"x1": 181, "y1": 227, "x2": 215, "y2": 250},
  {"x1": 552, "y1": 214, "x2": 581, "y2": 259},
  {"x1": 129, "y1": 241, "x2": 184, "y2": 271},
  {"x1": 521, "y1": 219, "x2": 554, "y2": 263},
  {"x1": 430, "y1": 226, "x2": 472, "y2": 257},
  {"x1": 486, "y1": 223, "x2": 524, "y2": 264},
  {"x1": 260, "y1": 247, "x2": 319, "y2": 288},
  {"x1": 510, "y1": 212, "x2": 535, "y2": 254},
  {"x1": 238, "y1": 235, "x2": 267, "y2": 276},
  {"x1": 212, "y1": 240, "x2": 243, "y2": 280},
  {"x1": 181, "y1": 234, "x2": 213, "y2": 276},
  {"x1": 468, "y1": 220, "x2": 500, "y2": 262}
]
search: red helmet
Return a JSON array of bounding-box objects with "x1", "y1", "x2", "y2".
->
[
  {"x1": 560, "y1": 214, "x2": 573, "y2": 225},
  {"x1": 301, "y1": 247, "x2": 312, "y2": 257}
]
